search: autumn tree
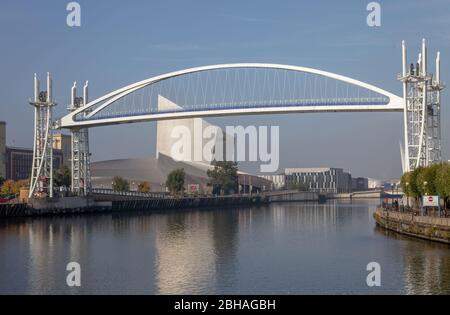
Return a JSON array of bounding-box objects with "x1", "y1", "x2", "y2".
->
[
  {"x1": 1, "y1": 180, "x2": 28, "y2": 195},
  {"x1": 138, "y1": 181, "x2": 151, "y2": 193}
]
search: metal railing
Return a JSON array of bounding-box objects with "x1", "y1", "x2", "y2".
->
[
  {"x1": 77, "y1": 97, "x2": 390, "y2": 121},
  {"x1": 381, "y1": 203, "x2": 450, "y2": 218},
  {"x1": 91, "y1": 188, "x2": 168, "y2": 199},
  {"x1": 91, "y1": 189, "x2": 267, "y2": 200}
]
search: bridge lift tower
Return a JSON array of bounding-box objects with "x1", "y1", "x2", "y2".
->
[
  {"x1": 68, "y1": 81, "x2": 92, "y2": 196},
  {"x1": 399, "y1": 39, "x2": 444, "y2": 173},
  {"x1": 29, "y1": 73, "x2": 56, "y2": 198}
]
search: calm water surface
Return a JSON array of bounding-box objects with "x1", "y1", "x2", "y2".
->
[{"x1": 0, "y1": 199, "x2": 449, "y2": 294}]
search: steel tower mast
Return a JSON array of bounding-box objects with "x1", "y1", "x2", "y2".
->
[
  {"x1": 69, "y1": 81, "x2": 92, "y2": 196},
  {"x1": 399, "y1": 39, "x2": 444, "y2": 173},
  {"x1": 29, "y1": 73, "x2": 56, "y2": 198}
]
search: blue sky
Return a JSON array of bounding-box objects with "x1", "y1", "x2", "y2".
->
[{"x1": 1, "y1": 0, "x2": 449, "y2": 180}]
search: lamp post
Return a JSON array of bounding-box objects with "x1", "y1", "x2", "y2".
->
[
  {"x1": 396, "y1": 184, "x2": 399, "y2": 204},
  {"x1": 406, "y1": 182, "x2": 410, "y2": 210},
  {"x1": 423, "y1": 181, "x2": 428, "y2": 216}
]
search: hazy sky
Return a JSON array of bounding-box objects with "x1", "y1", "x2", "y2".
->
[{"x1": 0, "y1": 0, "x2": 449, "y2": 180}]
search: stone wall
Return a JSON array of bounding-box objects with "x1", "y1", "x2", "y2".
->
[
  {"x1": 374, "y1": 208, "x2": 450, "y2": 244},
  {"x1": 28, "y1": 196, "x2": 95, "y2": 210}
]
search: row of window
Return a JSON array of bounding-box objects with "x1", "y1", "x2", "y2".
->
[{"x1": 5, "y1": 150, "x2": 63, "y2": 181}]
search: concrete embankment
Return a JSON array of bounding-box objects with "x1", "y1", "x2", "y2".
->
[
  {"x1": 374, "y1": 208, "x2": 450, "y2": 244},
  {"x1": 0, "y1": 195, "x2": 268, "y2": 218},
  {"x1": 0, "y1": 200, "x2": 111, "y2": 218},
  {"x1": 0, "y1": 203, "x2": 30, "y2": 218},
  {"x1": 111, "y1": 195, "x2": 266, "y2": 212},
  {"x1": 0, "y1": 190, "x2": 321, "y2": 218}
]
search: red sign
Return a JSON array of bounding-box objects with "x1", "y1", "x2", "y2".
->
[{"x1": 428, "y1": 196, "x2": 434, "y2": 202}]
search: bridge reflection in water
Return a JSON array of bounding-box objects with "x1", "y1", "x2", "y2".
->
[{"x1": 0, "y1": 200, "x2": 449, "y2": 294}]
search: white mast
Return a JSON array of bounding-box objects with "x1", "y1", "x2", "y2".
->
[
  {"x1": 401, "y1": 41, "x2": 410, "y2": 172},
  {"x1": 29, "y1": 73, "x2": 56, "y2": 198}
]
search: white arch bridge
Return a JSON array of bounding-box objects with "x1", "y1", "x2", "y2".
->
[
  {"x1": 30, "y1": 40, "x2": 443, "y2": 198},
  {"x1": 57, "y1": 63, "x2": 404, "y2": 129}
]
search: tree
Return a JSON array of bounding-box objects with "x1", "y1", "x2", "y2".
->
[
  {"x1": 401, "y1": 163, "x2": 450, "y2": 210},
  {"x1": 436, "y1": 163, "x2": 450, "y2": 209},
  {"x1": 207, "y1": 161, "x2": 238, "y2": 195},
  {"x1": 1, "y1": 179, "x2": 28, "y2": 195},
  {"x1": 408, "y1": 167, "x2": 423, "y2": 199},
  {"x1": 401, "y1": 171, "x2": 413, "y2": 196},
  {"x1": 166, "y1": 168, "x2": 185, "y2": 196},
  {"x1": 0, "y1": 177, "x2": 5, "y2": 187},
  {"x1": 415, "y1": 164, "x2": 440, "y2": 196},
  {"x1": 112, "y1": 176, "x2": 130, "y2": 192},
  {"x1": 54, "y1": 166, "x2": 71, "y2": 188},
  {"x1": 1, "y1": 180, "x2": 15, "y2": 195},
  {"x1": 138, "y1": 181, "x2": 151, "y2": 193}
]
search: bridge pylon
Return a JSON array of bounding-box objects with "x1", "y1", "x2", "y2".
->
[
  {"x1": 69, "y1": 81, "x2": 92, "y2": 196},
  {"x1": 29, "y1": 73, "x2": 56, "y2": 198},
  {"x1": 399, "y1": 39, "x2": 444, "y2": 173}
]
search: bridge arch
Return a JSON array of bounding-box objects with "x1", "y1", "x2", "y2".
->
[{"x1": 58, "y1": 63, "x2": 404, "y2": 128}]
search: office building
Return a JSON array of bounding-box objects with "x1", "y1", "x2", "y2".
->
[
  {"x1": 5, "y1": 147, "x2": 63, "y2": 181},
  {"x1": 1, "y1": 123, "x2": 68, "y2": 181},
  {"x1": 53, "y1": 132, "x2": 72, "y2": 168},
  {"x1": 285, "y1": 167, "x2": 352, "y2": 193},
  {"x1": 352, "y1": 177, "x2": 369, "y2": 192}
]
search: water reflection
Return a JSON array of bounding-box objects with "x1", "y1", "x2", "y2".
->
[
  {"x1": 374, "y1": 226, "x2": 450, "y2": 295},
  {"x1": 0, "y1": 200, "x2": 449, "y2": 294},
  {"x1": 155, "y1": 211, "x2": 218, "y2": 294}
]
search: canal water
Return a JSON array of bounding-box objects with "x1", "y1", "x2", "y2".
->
[{"x1": 0, "y1": 199, "x2": 449, "y2": 295}]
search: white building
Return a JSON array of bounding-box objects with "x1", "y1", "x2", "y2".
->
[
  {"x1": 90, "y1": 96, "x2": 270, "y2": 193},
  {"x1": 368, "y1": 178, "x2": 383, "y2": 190},
  {"x1": 156, "y1": 95, "x2": 233, "y2": 165}
]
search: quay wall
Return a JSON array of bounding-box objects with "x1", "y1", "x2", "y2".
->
[
  {"x1": 1, "y1": 190, "x2": 319, "y2": 219},
  {"x1": 374, "y1": 208, "x2": 450, "y2": 244},
  {"x1": 0, "y1": 195, "x2": 267, "y2": 218},
  {"x1": 112, "y1": 195, "x2": 266, "y2": 212}
]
